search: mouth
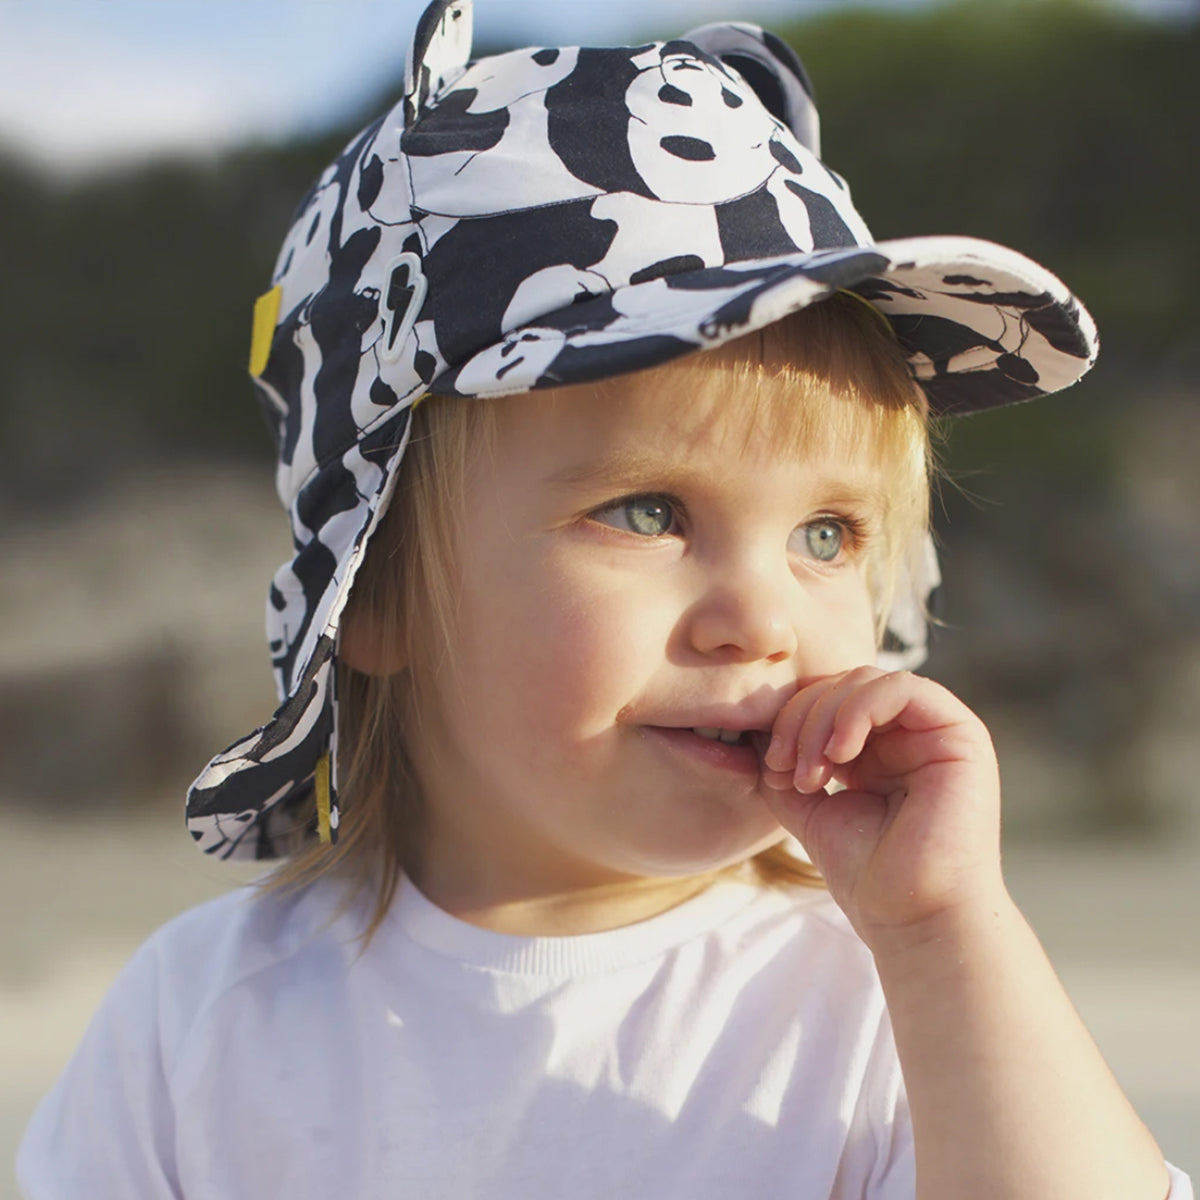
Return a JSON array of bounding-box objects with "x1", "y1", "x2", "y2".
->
[
  {"x1": 643, "y1": 725, "x2": 772, "y2": 775},
  {"x1": 691, "y1": 726, "x2": 748, "y2": 745},
  {"x1": 692, "y1": 727, "x2": 774, "y2": 756}
]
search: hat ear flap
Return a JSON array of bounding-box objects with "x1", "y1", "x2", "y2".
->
[
  {"x1": 404, "y1": 0, "x2": 475, "y2": 127},
  {"x1": 682, "y1": 22, "x2": 821, "y2": 157}
]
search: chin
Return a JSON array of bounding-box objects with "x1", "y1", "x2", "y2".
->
[{"x1": 626, "y1": 822, "x2": 789, "y2": 879}]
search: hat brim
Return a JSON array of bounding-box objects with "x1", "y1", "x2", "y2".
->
[{"x1": 434, "y1": 235, "x2": 1097, "y2": 416}]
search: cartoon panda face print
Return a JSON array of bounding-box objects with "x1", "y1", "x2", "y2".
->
[
  {"x1": 503, "y1": 264, "x2": 615, "y2": 333},
  {"x1": 451, "y1": 325, "x2": 569, "y2": 396},
  {"x1": 625, "y1": 44, "x2": 790, "y2": 205}
]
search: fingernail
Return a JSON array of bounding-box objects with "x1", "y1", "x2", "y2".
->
[
  {"x1": 795, "y1": 759, "x2": 829, "y2": 794},
  {"x1": 762, "y1": 734, "x2": 781, "y2": 769}
]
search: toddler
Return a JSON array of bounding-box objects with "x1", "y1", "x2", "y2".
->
[{"x1": 19, "y1": 2, "x2": 1192, "y2": 1197}]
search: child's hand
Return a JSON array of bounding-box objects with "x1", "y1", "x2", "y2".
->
[
  {"x1": 759, "y1": 667, "x2": 1005, "y2": 950},
  {"x1": 761, "y1": 669, "x2": 1172, "y2": 1199}
]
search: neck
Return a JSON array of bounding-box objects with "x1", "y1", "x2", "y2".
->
[{"x1": 408, "y1": 867, "x2": 723, "y2": 937}]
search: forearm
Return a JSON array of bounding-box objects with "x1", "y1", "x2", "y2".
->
[{"x1": 871, "y1": 894, "x2": 1169, "y2": 1200}]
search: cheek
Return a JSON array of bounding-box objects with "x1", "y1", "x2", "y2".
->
[
  {"x1": 453, "y1": 554, "x2": 662, "y2": 734},
  {"x1": 812, "y1": 579, "x2": 878, "y2": 666},
  {"x1": 527, "y1": 581, "x2": 661, "y2": 726}
]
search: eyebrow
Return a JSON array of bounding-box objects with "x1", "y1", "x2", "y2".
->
[
  {"x1": 546, "y1": 448, "x2": 688, "y2": 493},
  {"x1": 546, "y1": 448, "x2": 890, "y2": 514}
]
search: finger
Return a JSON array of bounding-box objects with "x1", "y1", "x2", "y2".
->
[
  {"x1": 762, "y1": 673, "x2": 847, "y2": 773},
  {"x1": 823, "y1": 671, "x2": 958, "y2": 768},
  {"x1": 760, "y1": 765, "x2": 800, "y2": 792},
  {"x1": 791, "y1": 666, "x2": 886, "y2": 791}
]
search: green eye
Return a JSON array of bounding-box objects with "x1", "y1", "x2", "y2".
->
[
  {"x1": 803, "y1": 519, "x2": 844, "y2": 562},
  {"x1": 627, "y1": 499, "x2": 673, "y2": 536},
  {"x1": 593, "y1": 496, "x2": 677, "y2": 536}
]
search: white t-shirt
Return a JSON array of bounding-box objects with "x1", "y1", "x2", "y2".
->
[{"x1": 17, "y1": 874, "x2": 1194, "y2": 1199}]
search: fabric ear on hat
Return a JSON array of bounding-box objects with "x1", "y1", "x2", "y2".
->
[
  {"x1": 404, "y1": 0, "x2": 475, "y2": 126},
  {"x1": 683, "y1": 22, "x2": 821, "y2": 155}
]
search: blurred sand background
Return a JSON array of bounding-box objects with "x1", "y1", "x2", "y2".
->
[{"x1": 2, "y1": 0, "x2": 1199, "y2": 1193}]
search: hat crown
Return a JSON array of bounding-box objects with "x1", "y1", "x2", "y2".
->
[{"x1": 255, "y1": 18, "x2": 871, "y2": 509}]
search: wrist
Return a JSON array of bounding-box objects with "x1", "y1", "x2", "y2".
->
[{"x1": 861, "y1": 882, "x2": 1019, "y2": 977}]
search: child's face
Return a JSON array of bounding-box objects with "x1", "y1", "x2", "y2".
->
[{"x1": 403, "y1": 367, "x2": 885, "y2": 915}]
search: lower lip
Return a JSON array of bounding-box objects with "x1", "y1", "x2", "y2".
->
[{"x1": 642, "y1": 726, "x2": 763, "y2": 776}]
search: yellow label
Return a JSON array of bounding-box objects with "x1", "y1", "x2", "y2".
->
[
  {"x1": 315, "y1": 751, "x2": 332, "y2": 844},
  {"x1": 249, "y1": 285, "x2": 283, "y2": 377}
]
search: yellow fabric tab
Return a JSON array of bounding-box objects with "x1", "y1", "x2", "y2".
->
[
  {"x1": 315, "y1": 751, "x2": 332, "y2": 844},
  {"x1": 249, "y1": 285, "x2": 283, "y2": 377}
]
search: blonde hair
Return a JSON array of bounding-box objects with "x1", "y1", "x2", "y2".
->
[{"x1": 266, "y1": 294, "x2": 933, "y2": 937}]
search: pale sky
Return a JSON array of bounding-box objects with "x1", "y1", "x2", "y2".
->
[{"x1": 0, "y1": 0, "x2": 1193, "y2": 176}]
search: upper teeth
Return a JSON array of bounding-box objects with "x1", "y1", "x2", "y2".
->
[{"x1": 693, "y1": 727, "x2": 741, "y2": 744}]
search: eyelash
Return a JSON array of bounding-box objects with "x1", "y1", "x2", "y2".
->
[
  {"x1": 816, "y1": 513, "x2": 869, "y2": 553},
  {"x1": 587, "y1": 494, "x2": 869, "y2": 562}
]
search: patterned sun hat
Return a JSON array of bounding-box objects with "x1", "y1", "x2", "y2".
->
[{"x1": 186, "y1": 0, "x2": 1097, "y2": 861}]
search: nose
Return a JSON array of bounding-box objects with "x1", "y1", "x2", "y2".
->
[{"x1": 683, "y1": 555, "x2": 799, "y2": 665}]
